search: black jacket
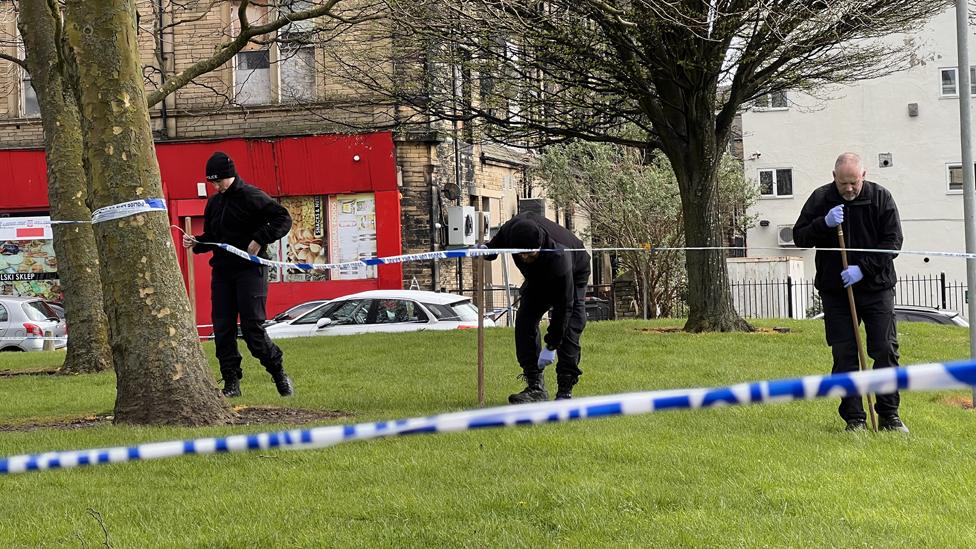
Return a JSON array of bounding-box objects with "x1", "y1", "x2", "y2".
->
[
  {"x1": 485, "y1": 212, "x2": 591, "y2": 348},
  {"x1": 193, "y1": 178, "x2": 292, "y2": 271},
  {"x1": 792, "y1": 180, "x2": 902, "y2": 294}
]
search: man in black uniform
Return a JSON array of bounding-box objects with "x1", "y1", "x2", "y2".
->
[
  {"x1": 483, "y1": 211, "x2": 591, "y2": 403},
  {"x1": 181, "y1": 152, "x2": 294, "y2": 398},
  {"x1": 793, "y1": 152, "x2": 908, "y2": 433}
]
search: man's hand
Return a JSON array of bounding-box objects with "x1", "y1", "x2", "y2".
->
[
  {"x1": 841, "y1": 265, "x2": 863, "y2": 287},
  {"x1": 247, "y1": 240, "x2": 261, "y2": 255},
  {"x1": 824, "y1": 205, "x2": 844, "y2": 228},
  {"x1": 181, "y1": 234, "x2": 197, "y2": 248},
  {"x1": 537, "y1": 347, "x2": 556, "y2": 368}
]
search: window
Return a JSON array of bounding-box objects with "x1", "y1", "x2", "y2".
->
[
  {"x1": 947, "y1": 163, "x2": 976, "y2": 192},
  {"x1": 22, "y1": 74, "x2": 40, "y2": 118},
  {"x1": 234, "y1": 50, "x2": 273, "y2": 105},
  {"x1": 373, "y1": 300, "x2": 428, "y2": 324},
  {"x1": 758, "y1": 168, "x2": 793, "y2": 198},
  {"x1": 0, "y1": 303, "x2": 7, "y2": 323},
  {"x1": 294, "y1": 299, "x2": 367, "y2": 325},
  {"x1": 940, "y1": 67, "x2": 976, "y2": 97},
  {"x1": 279, "y1": 41, "x2": 315, "y2": 103},
  {"x1": 423, "y1": 300, "x2": 479, "y2": 322},
  {"x1": 754, "y1": 90, "x2": 788, "y2": 110}
]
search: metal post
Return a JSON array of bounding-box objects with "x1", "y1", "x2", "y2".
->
[
  {"x1": 787, "y1": 276, "x2": 794, "y2": 319},
  {"x1": 475, "y1": 201, "x2": 485, "y2": 407},
  {"x1": 955, "y1": 0, "x2": 976, "y2": 405},
  {"x1": 941, "y1": 272, "x2": 948, "y2": 310}
]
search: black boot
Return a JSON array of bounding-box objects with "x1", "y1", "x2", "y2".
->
[
  {"x1": 221, "y1": 376, "x2": 242, "y2": 398},
  {"x1": 270, "y1": 369, "x2": 294, "y2": 397},
  {"x1": 508, "y1": 370, "x2": 548, "y2": 404},
  {"x1": 555, "y1": 374, "x2": 579, "y2": 400}
]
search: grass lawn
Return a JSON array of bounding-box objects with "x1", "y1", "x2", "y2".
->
[{"x1": 1, "y1": 319, "x2": 975, "y2": 547}]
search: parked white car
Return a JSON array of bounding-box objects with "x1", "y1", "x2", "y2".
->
[
  {"x1": 264, "y1": 290, "x2": 494, "y2": 339},
  {"x1": 263, "y1": 299, "x2": 331, "y2": 328},
  {"x1": 0, "y1": 296, "x2": 68, "y2": 351}
]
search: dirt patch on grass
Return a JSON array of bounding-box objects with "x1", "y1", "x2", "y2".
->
[
  {"x1": 940, "y1": 395, "x2": 974, "y2": 410},
  {"x1": 0, "y1": 406, "x2": 350, "y2": 432},
  {"x1": 0, "y1": 367, "x2": 61, "y2": 377},
  {"x1": 640, "y1": 327, "x2": 791, "y2": 334}
]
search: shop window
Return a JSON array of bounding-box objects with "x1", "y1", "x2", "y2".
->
[
  {"x1": 270, "y1": 193, "x2": 377, "y2": 283},
  {"x1": 279, "y1": 195, "x2": 329, "y2": 282},
  {"x1": 0, "y1": 216, "x2": 61, "y2": 301}
]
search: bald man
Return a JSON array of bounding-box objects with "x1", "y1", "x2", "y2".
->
[{"x1": 793, "y1": 153, "x2": 907, "y2": 433}]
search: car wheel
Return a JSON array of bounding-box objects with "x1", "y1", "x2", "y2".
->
[{"x1": 0, "y1": 347, "x2": 24, "y2": 352}]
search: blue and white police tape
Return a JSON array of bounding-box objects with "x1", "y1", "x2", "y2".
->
[
  {"x1": 2, "y1": 358, "x2": 975, "y2": 475},
  {"x1": 192, "y1": 238, "x2": 539, "y2": 273},
  {"x1": 90, "y1": 198, "x2": 167, "y2": 224},
  {"x1": 0, "y1": 199, "x2": 167, "y2": 227}
]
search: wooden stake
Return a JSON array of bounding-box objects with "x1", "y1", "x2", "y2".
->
[
  {"x1": 184, "y1": 216, "x2": 196, "y2": 320},
  {"x1": 837, "y1": 225, "x2": 878, "y2": 433}
]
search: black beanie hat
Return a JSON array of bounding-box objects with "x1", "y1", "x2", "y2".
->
[
  {"x1": 206, "y1": 152, "x2": 237, "y2": 181},
  {"x1": 508, "y1": 218, "x2": 544, "y2": 249}
]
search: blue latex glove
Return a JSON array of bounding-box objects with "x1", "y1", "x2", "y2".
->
[
  {"x1": 538, "y1": 347, "x2": 556, "y2": 368},
  {"x1": 825, "y1": 205, "x2": 844, "y2": 228},
  {"x1": 841, "y1": 265, "x2": 863, "y2": 287}
]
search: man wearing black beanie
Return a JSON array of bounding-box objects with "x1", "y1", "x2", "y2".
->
[
  {"x1": 483, "y1": 211, "x2": 591, "y2": 403},
  {"x1": 182, "y1": 151, "x2": 295, "y2": 398}
]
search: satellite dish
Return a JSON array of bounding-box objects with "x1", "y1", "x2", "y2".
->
[{"x1": 441, "y1": 183, "x2": 461, "y2": 201}]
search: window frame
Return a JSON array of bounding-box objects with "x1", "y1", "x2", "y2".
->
[
  {"x1": 757, "y1": 168, "x2": 794, "y2": 199},
  {"x1": 939, "y1": 66, "x2": 976, "y2": 97},
  {"x1": 946, "y1": 162, "x2": 976, "y2": 194},
  {"x1": 753, "y1": 90, "x2": 789, "y2": 111}
]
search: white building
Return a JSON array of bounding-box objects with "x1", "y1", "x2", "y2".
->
[{"x1": 741, "y1": 6, "x2": 971, "y2": 310}]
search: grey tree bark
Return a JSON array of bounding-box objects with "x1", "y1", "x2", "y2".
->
[{"x1": 18, "y1": 0, "x2": 112, "y2": 373}]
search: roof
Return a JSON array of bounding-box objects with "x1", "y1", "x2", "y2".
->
[{"x1": 336, "y1": 289, "x2": 470, "y2": 305}]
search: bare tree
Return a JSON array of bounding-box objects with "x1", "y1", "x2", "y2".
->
[
  {"x1": 319, "y1": 0, "x2": 953, "y2": 331},
  {"x1": 536, "y1": 140, "x2": 755, "y2": 317}
]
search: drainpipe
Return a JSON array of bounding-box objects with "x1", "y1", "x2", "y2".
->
[{"x1": 156, "y1": 0, "x2": 177, "y2": 138}]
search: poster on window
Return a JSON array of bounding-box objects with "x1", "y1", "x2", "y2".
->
[
  {"x1": 0, "y1": 216, "x2": 61, "y2": 301},
  {"x1": 329, "y1": 193, "x2": 377, "y2": 280},
  {"x1": 280, "y1": 196, "x2": 329, "y2": 282}
]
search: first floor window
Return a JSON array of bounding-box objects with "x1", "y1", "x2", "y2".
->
[
  {"x1": 235, "y1": 50, "x2": 273, "y2": 105},
  {"x1": 22, "y1": 74, "x2": 40, "y2": 118},
  {"x1": 754, "y1": 90, "x2": 788, "y2": 109},
  {"x1": 940, "y1": 66, "x2": 976, "y2": 97},
  {"x1": 758, "y1": 168, "x2": 793, "y2": 198},
  {"x1": 947, "y1": 163, "x2": 976, "y2": 192}
]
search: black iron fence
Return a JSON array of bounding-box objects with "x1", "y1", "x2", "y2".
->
[
  {"x1": 730, "y1": 273, "x2": 968, "y2": 319},
  {"x1": 459, "y1": 274, "x2": 968, "y2": 322}
]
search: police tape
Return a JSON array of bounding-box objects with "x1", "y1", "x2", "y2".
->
[
  {"x1": 0, "y1": 199, "x2": 167, "y2": 227},
  {"x1": 171, "y1": 226, "x2": 976, "y2": 273},
  {"x1": 1, "y1": 358, "x2": 974, "y2": 475}
]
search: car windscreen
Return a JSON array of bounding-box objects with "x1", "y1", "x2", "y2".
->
[
  {"x1": 423, "y1": 300, "x2": 478, "y2": 322},
  {"x1": 23, "y1": 301, "x2": 59, "y2": 322}
]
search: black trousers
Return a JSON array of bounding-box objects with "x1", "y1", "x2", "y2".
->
[
  {"x1": 211, "y1": 264, "x2": 284, "y2": 381},
  {"x1": 515, "y1": 283, "x2": 587, "y2": 378},
  {"x1": 821, "y1": 289, "x2": 900, "y2": 422}
]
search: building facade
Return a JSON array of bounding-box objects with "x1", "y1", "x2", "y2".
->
[
  {"x1": 742, "y1": 7, "x2": 971, "y2": 290},
  {"x1": 0, "y1": 1, "x2": 543, "y2": 321}
]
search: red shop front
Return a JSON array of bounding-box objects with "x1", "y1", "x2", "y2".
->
[{"x1": 0, "y1": 133, "x2": 403, "y2": 335}]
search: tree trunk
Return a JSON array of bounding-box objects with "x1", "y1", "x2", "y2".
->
[
  {"x1": 18, "y1": 1, "x2": 113, "y2": 374},
  {"x1": 64, "y1": 0, "x2": 232, "y2": 425},
  {"x1": 663, "y1": 133, "x2": 752, "y2": 333}
]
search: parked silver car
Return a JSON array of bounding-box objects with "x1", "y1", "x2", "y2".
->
[{"x1": 0, "y1": 296, "x2": 67, "y2": 351}]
